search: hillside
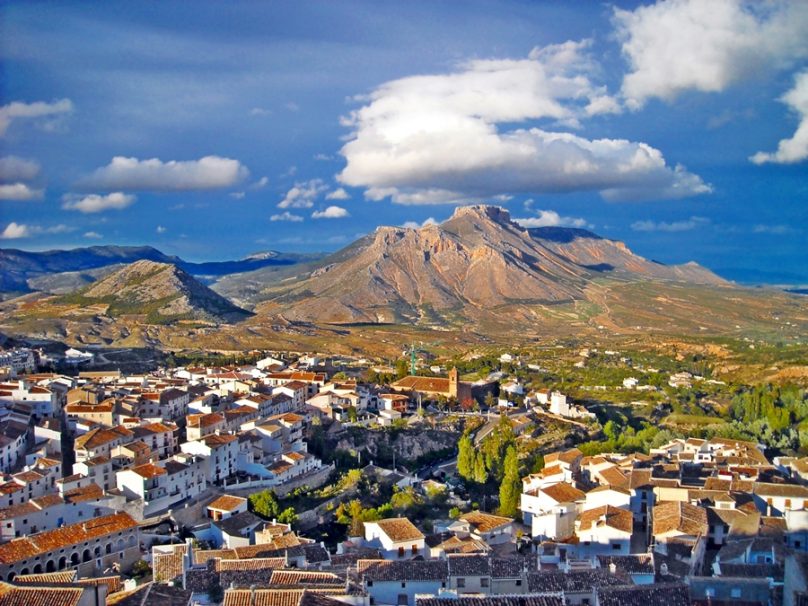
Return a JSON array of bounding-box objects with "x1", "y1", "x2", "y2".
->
[
  {"x1": 0, "y1": 245, "x2": 320, "y2": 294},
  {"x1": 250, "y1": 205, "x2": 729, "y2": 325}
]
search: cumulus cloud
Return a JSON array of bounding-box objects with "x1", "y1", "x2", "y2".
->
[
  {"x1": 270, "y1": 211, "x2": 304, "y2": 222},
  {"x1": 402, "y1": 217, "x2": 438, "y2": 229},
  {"x1": 1, "y1": 222, "x2": 30, "y2": 239},
  {"x1": 338, "y1": 42, "x2": 709, "y2": 204},
  {"x1": 0, "y1": 156, "x2": 40, "y2": 182},
  {"x1": 751, "y1": 70, "x2": 808, "y2": 164},
  {"x1": 0, "y1": 222, "x2": 72, "y2": 239},
  {"x1": 0, "y1": 183, "x2": 44, "y2": 201},
  {"x1": 80, "y1": 156, "x2": 249, "y2": 191},
  {"x1": 156, "y1": 225, "x2": 167, "y2": 234},
  {"x1": 312, "y1": 205, "x2": 350, "y2": 219},
  {"x1": 62, "y1": 192, "x2": 136, "y2": 213},
  {"x1": 251, "y1": 176, "x2": 269, "y2": 189},
  {"x1": 278, "y1": 179, "x2": 327, "y2": 209},
  {"x1": 84, "y1": 231, "x2": 103, "y2": 239},
  {"x1": 0, "y1": 99, "x2": 73, "y2": 136},
  {"x1": 326, "y1": 187, "x2": 350, "y2": 201},
  {"x1": 614, "y1": 0, "x2": 808, "y2": 108},
  {"x1": 514, "y1": 209, "x2": 591, "y2": 229},
  {"x1": 631, "y1": 216, "x2": 710, "y2": 232},
  {"x1": 752, "y1": 224, "x2": 796, "y2": 234}
]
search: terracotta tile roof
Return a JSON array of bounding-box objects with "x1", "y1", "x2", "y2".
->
[
  {"x1": 75, "y1": 426, "x2": 133, "y2": 451},
  {"x1": 75, "y1": 575, "x2": 123, "y2": 594},
  {"x1": 223, "y1": 589, "x2": 344, "y2": 606},
  {"x1": 545, "y1": 448, "x2": 583, "y2": 466},
  {"x1": 754, "y1": 482, "x2": 808, "y2": 498},
  {"x1": 527, "y1": 569, "x2": 627, "y2": 592},
  {"x1": 653, "y1": 501, "x2": 708, "y2": 538},
  {"x1": 368, "y1": 518, "x2": 424, "y2": 542},
  {"x1": 187, "y1": 413, "x2": 225, "y2": 428},
  {"x1": 578, "y1": 505, "x2": 633, "y2": 534},
  {"x1": 208, "y1": 495, "x2": 248, "y2": 512},
  {"x1": 459, "y1": 511, "x2": 513, "y2": 534},
  {"x1": 216, "y1": 557, "x2": 286, "y2": 572},
  {"x1": 357, "y1": 559, "x2": 448, "y2": 582},
  {"x1": 598, "y1": 466, "x2": 629, "y2": 489},
  {"x1": 153, "y1": 544, "x2": 187, "y2": 584},
  {"x1": 541, "y1": 482, "x2": 586, "y2": 504},
  {"x1": 597, "y1": 583, "x2": 691, "y2": 606},
  {"x1": 202, "y1": 433, "x2": 238, "y2": 448},
  {"x1": 269, "y1": 570, "x2": 343, "y2": 586},
  {"x1": 0, "y1": 512, "x2": 138, "y2": 565},
  {"x1": 193, "y1": 549, "x2": 238, "y2": 564},
  {"x1": 13, "y1": 571, "x2": 77, "y2": 584},
  {"x1": 0, "y1": 583, "x2": 85, "y2": 606}
]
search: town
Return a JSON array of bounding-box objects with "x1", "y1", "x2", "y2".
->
[{"x1": 0, "y1": 344, "x2": 807, "y2": 606}]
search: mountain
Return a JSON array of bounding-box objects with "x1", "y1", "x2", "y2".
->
[
  {"x1": 250, "y1": 205, "x2": 728, "y2": 324},
  {"x1": 0, "y1": 245, "x2": 321, "y2": 294}
]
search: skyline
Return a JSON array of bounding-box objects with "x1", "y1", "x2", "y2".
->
[{"x1": 1, "y1": 1, "x2": 807, "y2": 284}]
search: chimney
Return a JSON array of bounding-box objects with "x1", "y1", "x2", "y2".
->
[
  {"x1": 250, "y1": 584, "x2": 257, "y2": 606},
  {"x1": 608, "y1": 562, "x2": 616, "y2": 574}
]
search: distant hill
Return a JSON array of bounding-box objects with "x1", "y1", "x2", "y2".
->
[
  {"x1": 0, "y1": 245, "x2": 321, "y2": 294},
  {"x1": 249, "y1": 205, "x2": 728, "y2": 324},
  {"x1": 52, "y1": 260, "x2": 250, "y2": 324}
]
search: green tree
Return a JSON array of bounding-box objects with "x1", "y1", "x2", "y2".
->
[
  {"x1": 457, "y1": 434, "x2": 475, "y2": 480},
  {"x1": 448, "y1": 506, "x2": 462, "y2": 519},
  {"x1": 249, "y1": 489, "x2": 280, "y2": 519},
  {"x1": 498, "y1": 445, "x2": 520, "y2": 517},
  {"x1": 473, "y1": 451, "x2": 488, "y2": 484},
  {"x1": 278, "y1": 507, "x2": 298, "y2": 525}
]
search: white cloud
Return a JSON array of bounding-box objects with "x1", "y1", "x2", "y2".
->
[
  {"x1": 80, "y1": 156, "x2": 249, "y2": 191},
  {"x1": 156, "y1": 225, "x2": 167, "y2": 234},
  {"x1": 402, "y1": 217, "x2": 438, "y2": 229},
  {"x1": 631, "y1": 216, "x2": 710, "y2": 232},
  {"x1": 84, "y1": 231, "x2": 103, "y2": 239},
  {"x1": 338, "y1": 42, "x2": 709, "y2": 204},
  {"x1": 285, "y1": 102, "x2": 300, "y2": 112},
  {"x1": 270, "y1": 211, "x2": 304, "y2": 222},
  {"x1": 0, "y1": 99, "x2": 73, "y2": 136},
  {"x1": 752, "y1": 224, "x2": 795, "y2": 234},
  {"x1": 0, "y1": 156, "x2": 40, "y2": 182},
  {"x1": 278, "y1": 179, "x2": 327, "y2": 209},
  {"x1": 312, "y1": 205, "x2": 350, "y2": 219},
  {"x1": 514, "y1": 209, "x2": 591, "y2": 229},
  {"x1": 249, "y1": 107, "x2": 272, "y2": 116},
  {"x1": 62, "y1": 192, "x2": 136, "y2": 213},
  {"x1": 326, "y1": 187, "x2": 350, "y2": 201},
  {"x1": 0, "y1": 222, "x2": 30, "y2": 239},
  {"x1": 251, "y1": 176, "x2": 269, "y2": 189},
  {"x1": 314, "y1": 153, "x2": 334, "y2": 161},
  {"x1": 44, "y1": 224, "x2": 73, "y2": 234},
  {"x1": 230, "y1": 192, "x2": 246, "y2": 199},
  {"x1": 614, "y1": 0, "x2": 808, "y2": 108},
  {"x1": 0, "y1": 183, "x2": 44, "y2": 201},
  {"x1": 751, "y1": 69, "x2": 808, "y2": 164}
]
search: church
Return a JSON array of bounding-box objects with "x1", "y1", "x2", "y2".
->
[{"x1": 390, "y1": 368, "x2": 473, "y2": 405}]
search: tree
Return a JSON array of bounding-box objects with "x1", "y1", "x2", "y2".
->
[
  {"x1": 278, "y1": 507, "x2": 298, "y2": 525},
  {"x1": 449, "y1": 506, "x2": 462, "y2": 519},
  {"x1": 473, "y1": 451, "x2": 488, "y2": 484},
  {"x1": 457, "y1": 434, "x2": 475, "y2": 480},
  {"x1": 498, "y1": 445, "x2": 520, "y2": 517},
  {"x1": 132, "y1": 559, "x2": 151, "y2": 579},
  {"x1": 249, "y1": 489, "x2": 280, "y2": 519}
]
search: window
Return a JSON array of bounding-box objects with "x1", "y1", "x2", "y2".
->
[
  {"x1": 401, "y1": 583, "x2": 406, "y2": 589},
  {"x1": 731, "y1": 588, "x2": 741, "y2": 598},
  {"x1": 481, "y1": 578, "x2": 489, "y2": 588},
  {"x1": 412, "y1": 545, "x2": 418, "y2": 554},
  {"x1": 457, "y1": 578, "x2": 465, "y2": 588},
  {"x1": 398, "y1": 546, "x2": 404, "y2": 557},
  {"x1": 366, "y1": 581, "x2": 373, "y2": 587},
  {"x1": 612, "y1": 543, "x2": 621, "y2": 550},
  {"x1": 397, "y1": 595, "x2": 408, "y2": 606}
]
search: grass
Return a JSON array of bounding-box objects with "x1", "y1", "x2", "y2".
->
[{"x1": 663, "y1": 413, "x2": 725, "y2": 426}]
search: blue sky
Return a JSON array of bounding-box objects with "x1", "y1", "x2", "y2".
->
[{"x1": 1, "y1": 1, "x2": 806, "y2": 283}]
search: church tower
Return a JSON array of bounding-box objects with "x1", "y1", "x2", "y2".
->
[{"x1": 448, "y1": 367, "x2": 459, "y2": 399}]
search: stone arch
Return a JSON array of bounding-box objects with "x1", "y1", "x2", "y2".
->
[
  {"x1": 116, "y1": 538, "x2": 125, "y2": 552},
  {"x1": 127, "y1": 535, "x2": 136, "y2": 548},
  {"x1": 46, "y1": 560, "x2": 55, "y2": 573},
  {"x1": 70, "y1": 552, "x2": 80, "y2": 566},
  {"x1": 82, "y1": 549, "x2": 92, "y2": 563},
  {"x1": 20, "y1": 568, "x2": 29, "y2": 576},
  {"x1": 106, "y1": 544, "x2": 112, "y2": 554},
  {"x1": 58, "y1": 556, "x2": 67, "y2": 570},
  {"x1": 94, "y1": 546, "x2": 101, "y2": 558},
  {"x1": 6, "y1": 572, "x2": 15, "y2": 582},
  {"x1": 33, "y1": 564, "x2": 42, "y2": 574}
]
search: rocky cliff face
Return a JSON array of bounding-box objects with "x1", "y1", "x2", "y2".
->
[{"x1": 255, "y1": 205, "x2": 728, "y2": 324}]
